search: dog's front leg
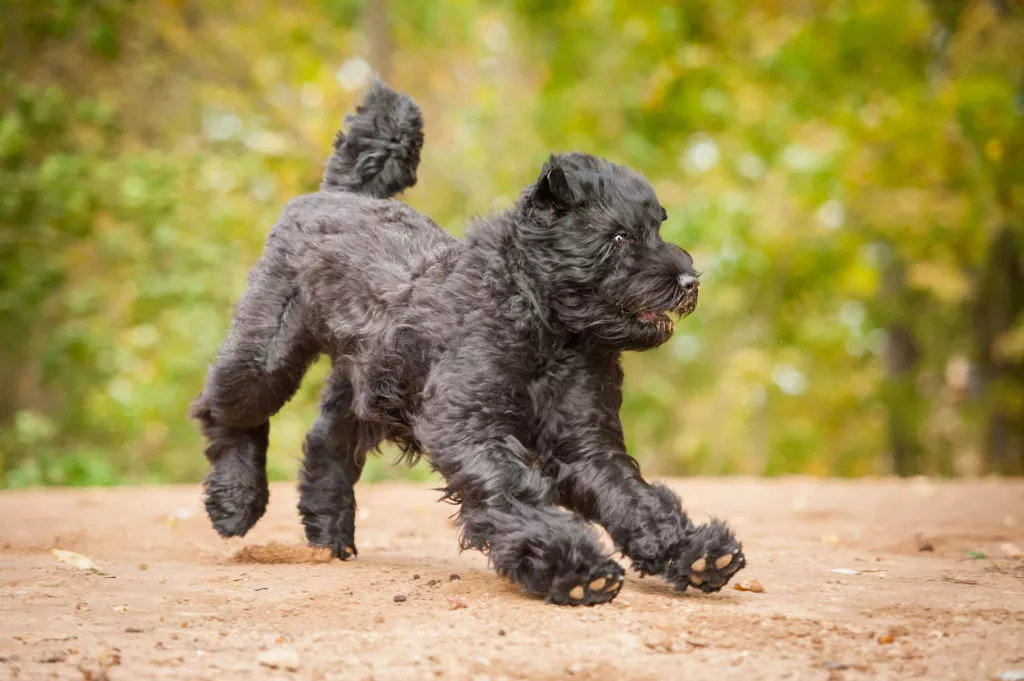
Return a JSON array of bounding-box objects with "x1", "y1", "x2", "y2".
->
[
  {"x1": 415, "y1": 356, "x2": 624, "y2": 605},
  {"x1": 557, "y1": 450, "x2": 745, "y2": 592},
  {"x1": 546, "y1": 362, "x2": 745, "y2": 593}
]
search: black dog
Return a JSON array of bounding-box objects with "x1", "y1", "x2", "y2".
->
[{"x1": 192, "y1": 82, "x2": 745, "y2": 605}]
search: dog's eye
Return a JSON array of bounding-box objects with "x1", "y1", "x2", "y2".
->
[{"x1": 613, "y1": 233, "x2": 630, "y2": 245}]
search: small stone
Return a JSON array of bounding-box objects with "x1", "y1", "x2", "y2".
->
[
  {"x1": 258, "y1": 647, "x2": 301, "y2": 671},
  {"x1": 734, "y1": 579, "x2": 765, "y2": 593},
  {"x1": 942, "y1": 574, "x2": 978, "y2": 585},
  {"x1": 1000, "y1": 542, "x2": 1022, "y2": 559},
  {"x1": 917, "y1": 540, "x2": 934, "y2": 552},
  {"x1": 449, "y1": 573, "x2": 461, "y2": 581},
  {"x1": 393, "y1": 594, "x2": 407, "y2": 603},
  {"x1": 877, "y1": 634, "x2": 895, "y2": 645},
  {"x1": 643, "y1": 632, "x2": 672, "y2": 652}
]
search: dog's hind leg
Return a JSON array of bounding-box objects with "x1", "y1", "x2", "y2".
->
[
  {"x1": 297, "y1": 373, "x2": 382, "y2": 559},
  {"x1": 193, "y1": 253, "x2": 319, "y2": 537}
]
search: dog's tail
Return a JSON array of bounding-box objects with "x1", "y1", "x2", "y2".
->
[{"x1": 320, "y1": 81, "x2": 424, "y2": 199}]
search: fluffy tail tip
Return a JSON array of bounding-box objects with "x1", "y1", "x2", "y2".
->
[{"x1": 320, "y1": 80, "x2": 424, "y2": 199}]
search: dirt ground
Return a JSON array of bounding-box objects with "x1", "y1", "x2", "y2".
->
[{"x1": 1, "y1": 478, "x2": 1022, "y2": 681}]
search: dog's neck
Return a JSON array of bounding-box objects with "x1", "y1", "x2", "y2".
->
[{"x1": 465, "y1": 209, "x2": 562, "y2": 339}]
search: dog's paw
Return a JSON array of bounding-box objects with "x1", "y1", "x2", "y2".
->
[
  {"x1": 666, "y1": 519, "x2": 745, "y2": 593},
  {"x1": 547, "y1": 560, "x2": 625, "y2": 606},
  {"x1": 301, "y1": 509, "x2": 358, "y2": 561},
  {"x1": 203, "y1": 471, "x2": 269, "y2": 538},
  {"x1": 308, "y1": 539, "x2": 358, "y2": 561}
]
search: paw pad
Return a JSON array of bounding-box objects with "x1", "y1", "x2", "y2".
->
[
  {"x1": 553, "y1": 563, "x2": 625, "y2": 606},
  {"x1": 683, "y1": 547, "x2": 745, "y2": 593}
]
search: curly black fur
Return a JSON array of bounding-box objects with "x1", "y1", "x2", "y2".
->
[{"x1": 192, "y1": 81, "x2": 745, "y2": 605}]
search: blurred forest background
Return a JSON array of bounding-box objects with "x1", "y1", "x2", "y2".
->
[{"x1": 1, "y1": 0, "x2": 1022, "y2": 487}]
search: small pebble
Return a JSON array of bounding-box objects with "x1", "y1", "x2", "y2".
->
[
  {"x1": 258, "y1": 647, "x2": 301, "y2": 671},
  {"x1": 642, "y1": 632, "x2": 672, "y2": 652},
  {"x1": 445, "y1": 595, "x2": 467, "y2": 610},
  {"x1": 734, "y1": 579, "x2": 765, "y2": 593},
  {"x1": 449, "y1": 573, "x2": 461, "y2": 581},
  {"x1": 393, "y1": 594, "x2": 407, "y2": 603}
]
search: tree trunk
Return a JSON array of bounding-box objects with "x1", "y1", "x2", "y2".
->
[
  {"x1": 882, "y1": 257, "x2": 924, "y2": 476},
  {"x1": 974, "y1": 226, "x2": 1024, "y2": 475},
  {"x1": 365, "y1": 0, "x2": 392, "y2": 83}
]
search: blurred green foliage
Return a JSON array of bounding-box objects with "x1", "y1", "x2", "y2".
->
[{"x1": 1, "y1": 0, "x2": 1022, "y2": 486}]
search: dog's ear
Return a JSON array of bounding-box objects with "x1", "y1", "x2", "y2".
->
[{"x1": 535, "y1": 156, "x2": 577, "y2": 209}]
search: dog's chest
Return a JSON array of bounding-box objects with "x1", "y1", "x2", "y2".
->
[{"x1": 522, "y1": 351, "x2": 586, "y2": 435}]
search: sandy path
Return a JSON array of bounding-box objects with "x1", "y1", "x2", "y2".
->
[{"x1": 1, "y1": 478, "x2": 1022, "y2": 680}]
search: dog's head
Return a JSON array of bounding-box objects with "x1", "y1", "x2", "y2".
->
[{"x1": 518, "y1": 153, "x2": 699, "y2": 351}]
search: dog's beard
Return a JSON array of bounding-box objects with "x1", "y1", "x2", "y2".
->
[
  {"x1": 587, "y1": 279, "x2": 697, "y2": 350},
  {"x1": 577, "y1": 300, "x2": 694, "y2": 351}
]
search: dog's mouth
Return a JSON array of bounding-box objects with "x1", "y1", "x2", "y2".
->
[{"x1": 636, "y1": 310, "x2": 675, "y2": 336}]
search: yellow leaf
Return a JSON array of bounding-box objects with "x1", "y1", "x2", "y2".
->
[
  {"x1": 907, "y1": 261, "x2": 970, "y2": 303},
  {"x1": 985, "y1": 138, "x2": 1003, "y2": 162}
]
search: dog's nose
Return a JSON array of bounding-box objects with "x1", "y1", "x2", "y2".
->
[{"x1": 680, "y1": 274, "x2": 699, "y2": 294}]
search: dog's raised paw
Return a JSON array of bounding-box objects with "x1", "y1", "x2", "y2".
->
[{"x1": 548, "y1": 561, "x2": 625, "y2": 606}]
